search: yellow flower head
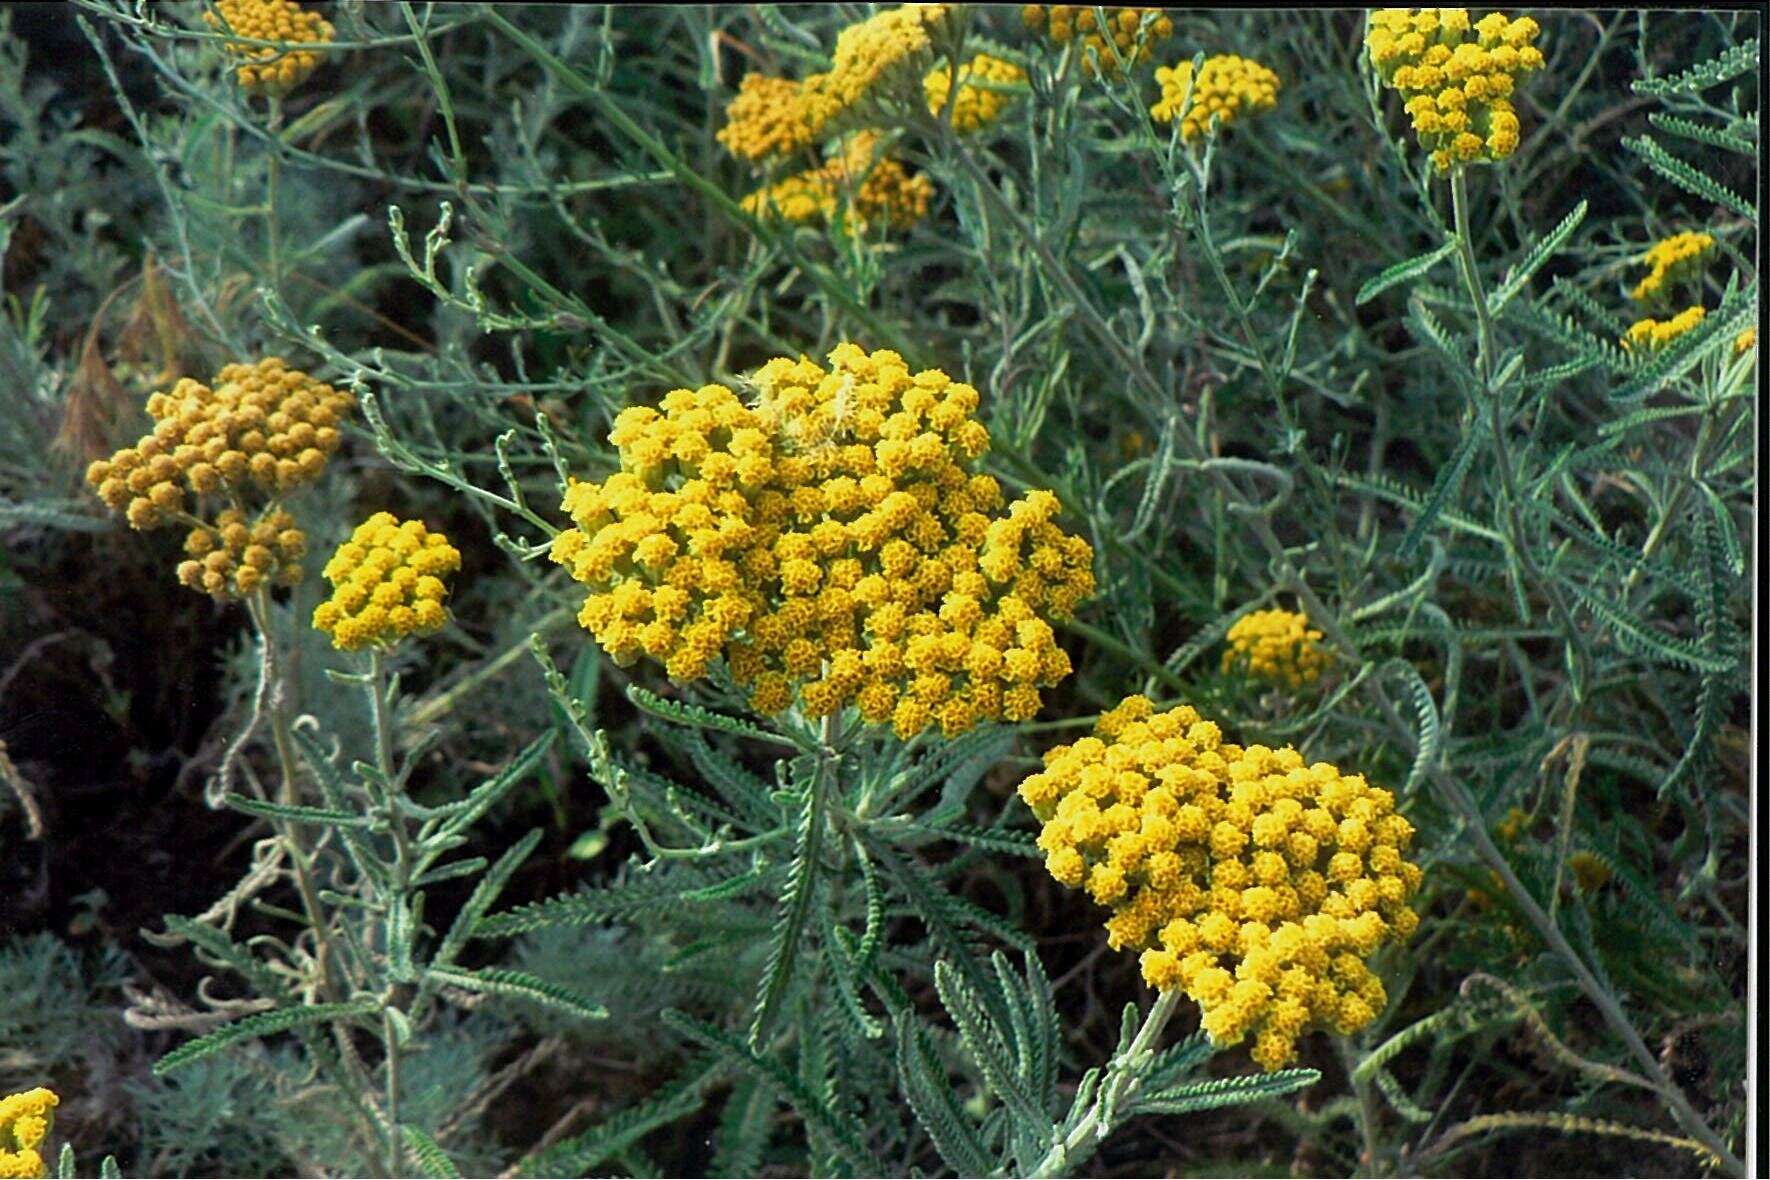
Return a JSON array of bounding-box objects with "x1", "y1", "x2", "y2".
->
[
  {"x1": 85, "y1": 357, "x2": 351, "y2": 598},
  {"x1": 1629, "y1": 231, "x2": 1714, "y2": 303},
  {"x1": 1734, "y1": 327, "x2": 1757, "y2": 356},
  {"x1": 718, "y1": 74, "x2": 821, "y2": 163},
  {"x1": 1151, "y1": 54, "x2": 1281, "y2": 141},
  {"x1": 313, "y1": 513, "x2": 460, "y2": 650},
  {"x1": 925, "y1": 54, "x2": 1028, "y2": 133},
  {"x1": 741, "y1": 132, "x2": 933, "y2": 234},
  {"x1": 1366, "y1": 9, "x2": 1543, "y2": 170},
  {"x1": 1622, "y1": 304, "x2": 1705, "y2": 352},
  {"x1": 0, "y1": 1088, "x2": 57, "y2": 1180},
  {"x1": 1567, "y1": 850, "x2": 1611, "y2": 893},
  {"x1": 1019, "y1": 696, "x2": 1422, "y2": 1070},
  {"x1": 1022, "y1": 6, "x2": 1174, "y2": 78},
  {"x1": 1222, "y1": 608, "x2": 1329, "y2": 691},
  {"x1": 553, "y1": 343, "x2": 1096, "y2": 739},
  {"x1": 204, "y1": 0, "x2": 334, "y2": 95},
  {"x1": 798, "y1": 4, "x2": 954, "y2": 134}
]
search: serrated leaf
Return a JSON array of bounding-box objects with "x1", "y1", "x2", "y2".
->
[
  {"x1": 895, "y1": 1016, "x2": 995, "y2": 1176},
  {"x1": 429, "y1": 966, "x2": 608, "y2": 1021},
  {"x1": 517, "y1": 1058, "x2": 716, "y2": 1179},
  {"x1": 222, "y1": 795, "x2": 372, "y2": 827},
  {"x1": 1623, "y1": 135, "x2": 1753, "y2": 219},
  {"x1": 154, "y1": 999, "x2": 380, "y2": 1074},
  {"x1": 1132, "y1": 1067, "x2": 1320, "y2": 1114},
  {"x1": 1357, "y1": 237, "x2": 1461, "y2": 305},
  {"x1": 750, "y1": 765, "x2": 827, "y2": 1045},
  {"x1": 400, "y1": 1126, "x2": 462, "y2": 1179},
  {"x1": 1565, "y1": 582, "x2": 1734, "y2": 673},
  {"x1": 1488, "y1": 200, "x2": 1587, "y2": 314}
]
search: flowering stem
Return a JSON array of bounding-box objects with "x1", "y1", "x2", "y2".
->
[{"x1": 1030, "y1": 990, "x2": 1182, "y2": 1179}]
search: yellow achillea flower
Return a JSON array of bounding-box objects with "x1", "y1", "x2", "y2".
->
[
  {"x1": 552, "y1": 343, "x2": 1096, "y2": 738},
  {"x1": 1629, "y1": 231, "x2": 1714, "y2": 302},
  {"x1": 1019, "y1": 696, "x2": 1422, "y2": 1071},
  {"x1": 717, "y1": 74, "x2": 821, "y2": 163},
  {"x1": 312, "y1": 513, "x2": 460, "y2": 650},
  {"x1": 1623, "y1": 305, "x2": 1705, "y2": 351},
  {"x1": 1151, "y1": 54, "x2": 1281, "y2": 141},
  {"x1": 1222, "y1": 608, "x2": 1329, "y2": 691},
  {"x1": 924, "y1": 54, "x2": 1028, "y2": 133},
  {"x1": 1735, "y1": 327, "x2": 1757, "y2": 356},
  {"x1": 1022, "y1": 5, "x2": 1174, "y2": 78},
  {"x1": 1366, "y1": 9, "x2": 1544, "y2": 171},
  {"x1": 800, "y1": 4, "x2": 954, "y2": 133},
  {"x1": 742, "y1": 132, "x2": 933, "y2": 234},
  {"x1": 85, "y1": 358, "x2": 351, "y2": 598},
  {"x1": 0, "y1": 1088, "x2": 57, "y2": 1180},
  {"x1": 204, "y1": 0, "x2": 334, "y2": 95}
]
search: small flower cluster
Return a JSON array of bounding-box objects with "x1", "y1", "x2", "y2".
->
[
  {"x1": 1222, "y1": 608, "x2": 1329, "y2": 691},
  {"x1": 924, "y1": 54, "x2": 1029, "y2": 133},
  {"x1": 1151, "y1": 54, "x2": 1281, "y2": 141},
  {"x1": 1735, "y1": 328, "x2": 1757, "y2": 356},
  {"x1": 0, "y1": 1088, "x2": 56, "y2": 1180},
  {"x1": 1623, "y1": 305, "x2": 1705, "y2": 351},
  {"x1": 1629, "y1": 231, "x2": 1714, "y2": 302},
  {"x1": 720, "y1": 7, "x2": 949, "y2": 235},
  {"x1": 203, "y1": 0, "x2": 335, "y2": 95},
  {"x1": 1021, "y1": 6, "x2": 1174, "y2": 78},
  {"x1": 742, "y1": 132, "x2": 934, "y2": 233},
  {"x1": 1019, "y1": 696, "x2": 1422, "y2": 1070},
  {"x1": 1366, "y1": 9, "x2": 1544, "y2": 171},
  {"x1": 86, "y1": 358, "x2": 351, "y2": 598},
  {"x1": 552, "y1": 343, "x2": 1096, "y2": 739},
  {"x1": 312, "y1": 512, "x2": 460, "y2": 651}
]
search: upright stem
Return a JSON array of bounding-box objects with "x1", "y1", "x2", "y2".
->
[
  {"x1": 366, "y1": 650, "x2": 407, "y2": 1177},
  {"x1": 1030, "y1": 990, "x2": 1182, "y2": 1178}
]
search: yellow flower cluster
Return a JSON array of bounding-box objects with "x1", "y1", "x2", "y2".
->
[
  {"x1": 312, "y1": 512, "x2": 459, "y2": 651},
  {"x1": 86, "y1": 358, "x2": 351, "y2": 598},
  {"x1": 1735, "y1": 327, "x2": 1757, "y2": 356},
  {"x1": 1021, "y1": 6, "x2": 1174, "y2": 78},
  {"x1": 741, "y1": 132, "x2": 934, "y2": 233},
  {"x1": 175, "y1": 505, "x2": 307, "y2": 598},
  {"x1": 1222, "y1": 608, "x2": 1329, "y2": 691},
  {"x1": 203, "y1": 0, "x2": 334, "y2": 95},
  {"x1": 552, "y1": 343, "x2": 1096, "y2": 739},
  {"x1": 719, "y1": 5, "x2": 951, "y2": 164},
  {"x1": 1629, "y1": 231, "x2": 1714, "y2": 302},
  {"x1": 1567, "y1": 850, "x2": 1612, "y2": 893},
  {"x1": 716, "y1": 75, "x2": 820, "y2": 163},
  {"x1": 1623, "y1": 305, "x2": 1705, "y2": 351},
  {"x1": 1366, "y1": 9, "x2": 1544, "y2": 170},
  {"x1": 1151, "y1": 54, "x2": 1282, "y2": 141},
  {"x1": 924, "y1": 54, "x2": 1028, "y2": 133},
  {"x1": 1019, "y1": 696, "x2": 1422, "y2": 1070},
  {"x1": 0, "y1": 1089, "x2": 56, "y2": 1180}
]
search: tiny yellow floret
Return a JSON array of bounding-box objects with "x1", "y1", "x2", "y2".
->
[
  {"x1": 1022, "y1": 5, "x2": 1173, "y2": 77},
  {"x1": 925, "y1": 54, "x2": 1028, "y2": 133},
  {"x1": 1622, "y1": 304, "x2": 1705, "y2": 351},
  {"x1": 1629, "y1": 231, "x2": 1714, "y2": 303}
]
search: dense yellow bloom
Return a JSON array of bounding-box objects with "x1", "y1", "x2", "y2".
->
[
  {"x1": 925, "y1": 54, "x2": 1028, "y2": 133},
  {"x1": 1735, "y1": 327, "x2": 1757, "y2": 356},
  {"x1": 1629, "y1": 231, "x2": 1714, "y2": 302},
  {"x1": 204, "y1": 0, "x2": 334, "y2": 95},
  {"x1": 1022, "y1": 6, "x2": 1174, "y2": 78},
  {"x1": 85, "y1": 358, "x2": 351, "y2": 598},
  {"x1": 312, "y1": 513, "x2": 459, "y2": 650},
  {"x1": 1151, "y1": 54, "x2": 1281, "y2": 141},
  {"x1": 0, "y1": 1089, "x2": 56, "y2": 1180},
  {"x1": 1019, "y1": 696, "x2": 1422, "y2": 1071},
  {"x1": 800, "y1": 4, "x2": 953, "y2": 133},
  {"x1": 742, "y1": 132, "x2": 933, "y2": 234},
  {"x1": 1623, "y1": 305, "x2": 1705, "y2": 351},
  {"x1": 717, "y1": 74, "x2": 821, "y2": 162},
  {"x1": 1366, "y1": 9, "x2": 1543, "y2": 170},
  {"x1": 553, "y1": 343, "x2": 1095, "y2": 738},
  {"x1": 1222, "y1": 608, "x2": 1329, "y2": 691}
]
